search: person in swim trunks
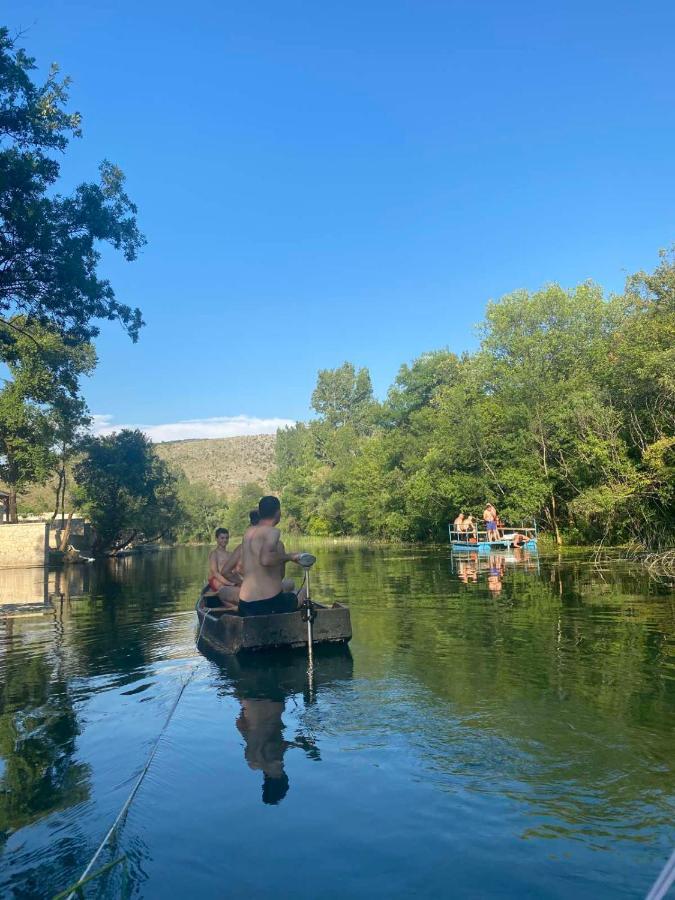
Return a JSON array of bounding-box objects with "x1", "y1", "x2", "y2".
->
[
  {"x1": 220, "y1": 496, "x2": 306, "y2": 617},
  {"x1": 483, "y1": 504, "x2": 500, "y2": 540},
  {"x1": 206, "y1": 528, "x2": 241, "y2": 609}
]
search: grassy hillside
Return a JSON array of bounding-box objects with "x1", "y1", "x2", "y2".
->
[
  {"x1": 4, "y1": 433, "x2": 278, "y2": 515},
  {"x1": 156, "y1": 434, "x2": 277, "y2": 498}
]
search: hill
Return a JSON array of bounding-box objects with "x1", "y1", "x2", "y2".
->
[
  {"x1": 4, "y1": 433, "x2": 278, "y2": 516},
  {"x1": 156, "y1": 434, "x2": 277, "y2": 498}
]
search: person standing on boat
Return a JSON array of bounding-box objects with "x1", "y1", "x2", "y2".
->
[
  {"x1": 221, "y1": 496, "x2": 305, "y2": 617},
  {"x1": 207, "y1": 528, "x2": 241, "y2": 609},
  {"x1": 483, "y1": 504, "x2": 500, "y2": 540}
]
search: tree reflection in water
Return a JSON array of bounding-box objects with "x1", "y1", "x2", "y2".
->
[{"x1": 0, "y1": 615, "x2": 91, "y2": 895}]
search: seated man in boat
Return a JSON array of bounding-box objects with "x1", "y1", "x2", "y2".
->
[
  {"x1": 453, "y1": 513, "x2": 465, "y2": 538},
  {"x1": 206, "y1": 528, "x2": 241, "y2": 609},
  {"x1": 220, "y1": 496, "x2": 305, "y2": 617}
]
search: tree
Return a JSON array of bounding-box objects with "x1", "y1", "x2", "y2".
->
[
  {"x1": 273, "y1": 253, "x2": 674, "y2": 546},
  {"x1": 385, "y1": 350, "x2": 460, "y2": 425},
  {"x1": 478, "y1": 282, "x2": 622, "y2": 543},
  {"x1": 311, "y1": 362, "x2": 378, "y2": 433},
  {"x1": 174, "y1": 478, "x2": 229, "y2": 544},
  {"x1": 72, "y1": 430, "x2": 181, "y2": 555},
  {"x1": 0, "y1": 321, "x2": 94, "y2": 521},
  {"x1": 49, "y1": 393, "x2": 92, "y2": 553},
  {"x1": 0, "y1": 29, "x2": 145, "y2": 517},
  {"x1": 227, "y1": 483, "x2": 266, "y2": 535},
  {"x1": 0, "y1": 28, "x2": 145, "y2": 349}
]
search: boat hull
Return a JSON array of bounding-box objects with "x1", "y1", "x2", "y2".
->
[
  {"x1": 196, "y1": 597, "x2": 352, "y2": 654},
  {"x1": 450, "y1": 539, "x2": 538, "y2": 551}
]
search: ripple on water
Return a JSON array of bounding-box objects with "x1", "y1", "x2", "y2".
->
[{"x1": 1, "y1": 547, "x2": 674, "y2": 898}]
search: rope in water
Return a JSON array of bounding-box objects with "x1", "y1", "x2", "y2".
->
[
  {"x1": 61, "y1": 591, "x2": 303, "y2": 898},
  {"x1": 646, "y1": 847, "x2": 675, "y2": 900},
  {"x1": 63, "y1": 668, "x2": 197, "y2": 900}
]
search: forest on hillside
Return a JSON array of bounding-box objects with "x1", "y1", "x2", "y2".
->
[{"x1": 274, "y1": 250, "x2": 674, "y2": 549}]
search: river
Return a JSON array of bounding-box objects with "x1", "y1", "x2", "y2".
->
[{"x1": 0, "y1": 543, "x2": 674, "y2": 898}]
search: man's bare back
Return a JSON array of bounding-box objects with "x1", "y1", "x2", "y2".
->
[
  {"x1": 239, "y1": 524, "x2": 296, "y2": 601},
  {"x1": 219, "y1": 496, "x2": 302, "y2": 612}
]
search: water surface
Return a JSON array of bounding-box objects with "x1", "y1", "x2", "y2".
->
[{"x1": 1, "y1": 544, "x2": 674, "y2": 898}]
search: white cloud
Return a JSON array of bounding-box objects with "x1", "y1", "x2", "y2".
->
[{"x1": 91, "y1": 414, "x2": 296, "y2": 442}]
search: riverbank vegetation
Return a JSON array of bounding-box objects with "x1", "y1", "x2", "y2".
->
[
  {"x1": 1, "y1": 30, "x2": 672, "y2": 553},
  {"x1": 275, "y1": 252, "x2": 674, "y2": 549},
  {"x1": 73, "y1": 430, "x2": 181, "y2": 555},
  {"x1": 0, "y1": 28, "x2": 144, "y2": 522}
]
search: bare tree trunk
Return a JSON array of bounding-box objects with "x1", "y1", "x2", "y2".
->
[
  {"x1": 550, "y1": 491, "x2": 562, "y2": 546},
  {"x1": 60, "y1": 467, "x2": 67, "y2": 528},
  {"x1": 58, "y1": 511, "x2": 74, "y2": 553},
  {"x1": 537, "y1": 415, "x2": 563, "y2": 546},
  {"x1": 112, "y1": 530, "x2": 138, "y2": 554},
  {"x1": 52, "y1": 468, "x2": 65, "y2": 521},
  {"x1": 8, "y1": 489, "x2": 18, "y2": 524}
]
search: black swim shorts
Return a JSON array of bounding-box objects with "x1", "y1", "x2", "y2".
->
[{"x1": 238, "y1": 592, "x2": 298, "y2": 617}]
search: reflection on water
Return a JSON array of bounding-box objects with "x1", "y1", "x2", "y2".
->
[
  {"x1": 212, "y1": 649, "x2": 353, "y2": 805},
  {"x1": 0, "y1": 545, "x2": 673, "y2": 898},
  {"x1": 0, "y1": 564, "x2": 96, "y2": 609},
  {"x1": 451, "y1": 548, "x2": 540, "y2": 589}
]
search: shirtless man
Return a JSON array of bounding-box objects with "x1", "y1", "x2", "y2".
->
[
  {"x1": 463, "y1": 514, "x2": 477, "y2": 541},
  {"x1": 207, "y1": 528, "x2": 241, "y2": 609},
  {"x1": 483, "y1": 504, "x2": 500, "y2": 540},
  {"x1": 453, "y1": 513, "x2": 465, "y2": 538},
  {"x1": 221, "y1": 496, "x2": 304, "y2": 617}
]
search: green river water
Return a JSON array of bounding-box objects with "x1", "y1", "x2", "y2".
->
[{"x1": 0, "y1": 543, "x2": 674, "y2": 898}]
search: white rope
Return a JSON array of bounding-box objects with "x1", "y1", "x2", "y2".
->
[
  {"x1": 646, "y1": 848, "x2": 675, "y2": 900},
  {"x1": 65, "y1": 669, "x2": 196, "y2": 900},
  {"x1": 196, "y1": 603, "x2": 210, "y2": 645}
]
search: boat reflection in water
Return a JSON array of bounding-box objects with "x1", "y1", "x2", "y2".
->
[
  {"x1": 451, "y1": 546, "x2": 540, "y2": 592},
  {"x1": 206, "y1": 646, "x2": 353, "y2": 805}
]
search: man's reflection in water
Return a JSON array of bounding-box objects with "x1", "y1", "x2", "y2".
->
[
  {"x1": 236, "y1": 696, "x2": 291, "y2": 804},
  {"x1": 487, "y1": 554, "x2": 505, "y2": 594},
  {"x1": 457, "y1": 551, "x2": 479, "y2": 584},
  {"x1": 214, "y1": 648, "x2": 353, "y2": 805}
]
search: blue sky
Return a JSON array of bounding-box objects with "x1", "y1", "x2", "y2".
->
[{"x1": 7, "y1": 0, "x2": 675, "y2": 439}]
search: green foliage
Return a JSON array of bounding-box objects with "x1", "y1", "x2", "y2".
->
[
  {"x1": 0, "y1": 320, "x2": 94, "y2": 520},
  {"x1": 275, "y1": 251, "x2": 675, "y2": 548},
  {"x1": 0, "y1": 28, "x2": 145, "y2": 346},
  {"x1": 311, "y1": 362, "x2": 379, "y2": 434},
  {"x1": 0, "y1": 29, "x2": 144, "y2": 516},
  {"x1": 385, "y1": 349, "x2": 460, "y2": 425},
  {"x1": 226, "y1": 482, "x2": 266, "y2": 535},
  {"x1": 174, "y1": 478, "x2": 229, "y2": 544},
  {"x1": 73, "y1": 430, "x2": 182, "y2": 554}
]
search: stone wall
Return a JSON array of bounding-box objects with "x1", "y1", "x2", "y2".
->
[
  {"x1": 0, "y1": 522, "x2": 49, "y2": 569},
  {"x1": 48, "y1": 518, "x2": 93, "y2": 553}
]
